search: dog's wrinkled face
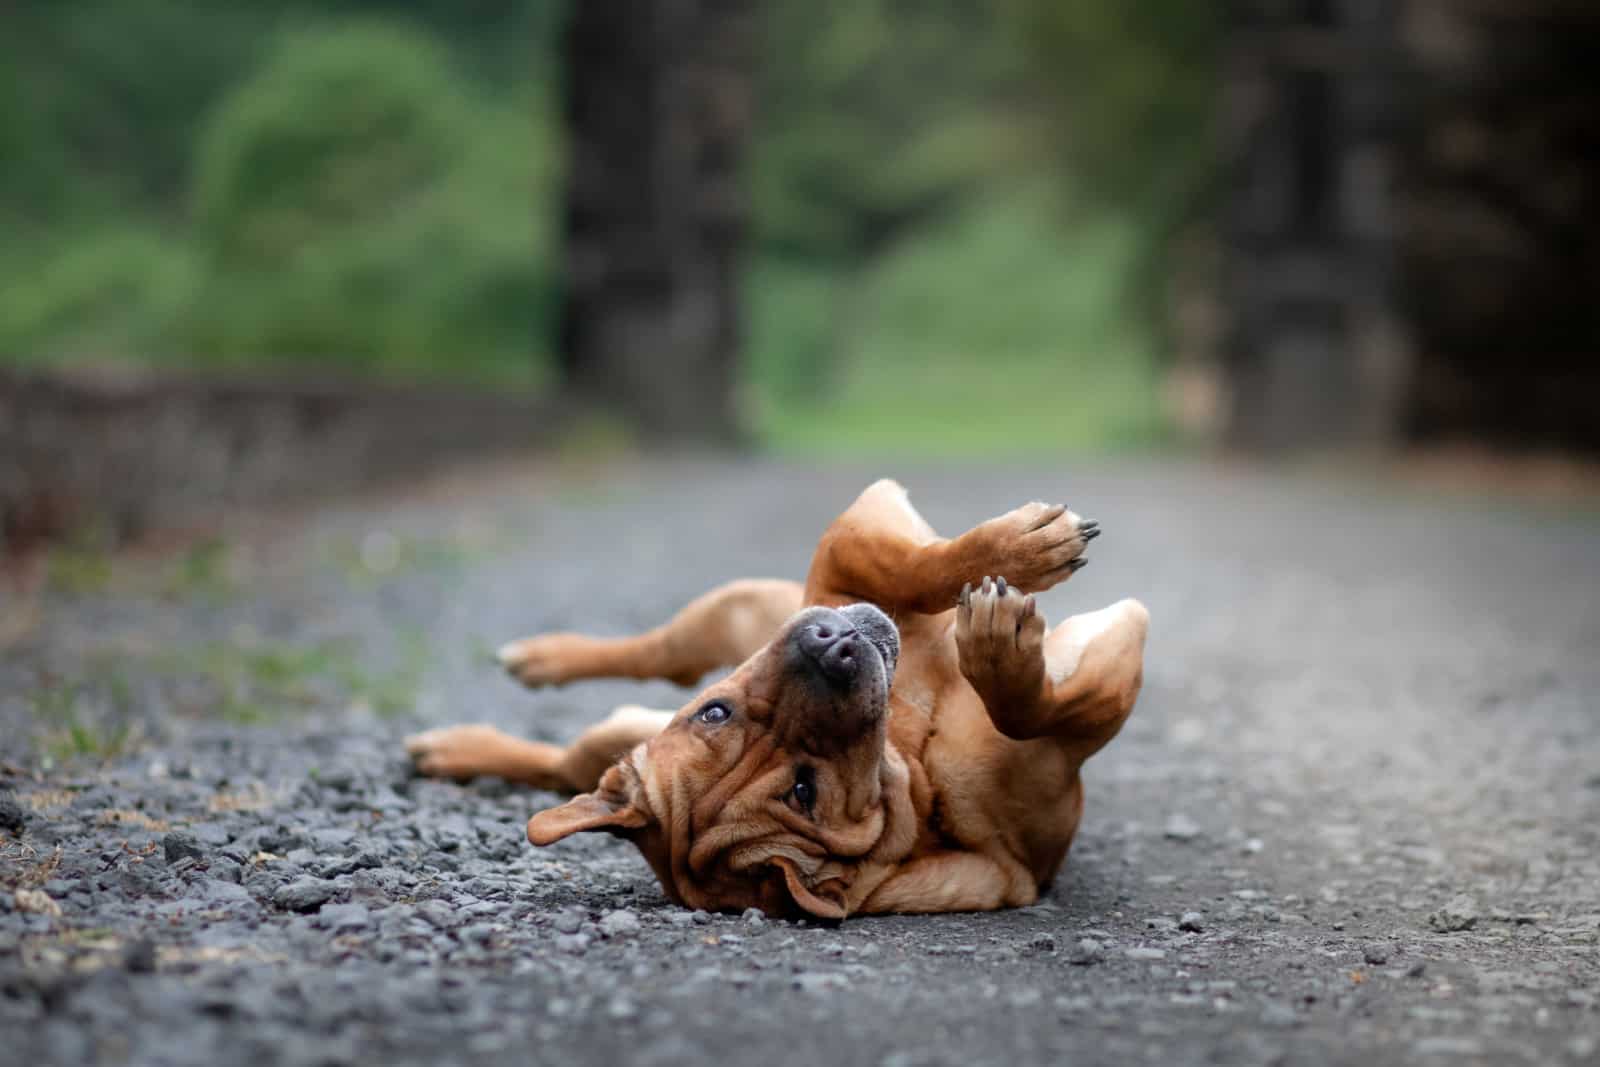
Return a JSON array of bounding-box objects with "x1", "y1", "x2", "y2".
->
[{"x1": 527, "y1": 604, "x2": 904, "y2": 917}]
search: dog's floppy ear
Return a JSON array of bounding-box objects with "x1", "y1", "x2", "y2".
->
[
  {"x1": 770, "y1": 856, "x2": 848, "y2": 920},
  {"x1": 527, "y1": 765, "x2": 649, "y2": 845},
  {"x1": 527, "y1": 789, "x2": 648, "y2": 844}
]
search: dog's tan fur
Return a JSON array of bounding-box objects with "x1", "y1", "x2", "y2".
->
[{"x1": 407, "y1": 480, "x2": 1147, "y2": 917}]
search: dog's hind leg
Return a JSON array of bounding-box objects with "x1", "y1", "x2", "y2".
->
[
  {"x1": 955, "y1": 577, "x2": 1148, "y2": 755},
  {"x1": 406, "y1": 705, "x2": 673, "y2": 792},
  {"x1": 498, "y1": 578, "x2": 803, "y2": 689}
]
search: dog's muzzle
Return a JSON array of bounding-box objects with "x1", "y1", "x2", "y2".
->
[{"x1": 793, "y1": 604, "x2": 898, "y2": 689}]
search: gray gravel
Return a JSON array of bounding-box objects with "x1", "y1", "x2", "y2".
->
[{"x1": 3, "y1": 456, "x2": 1599, "y2": 1066}]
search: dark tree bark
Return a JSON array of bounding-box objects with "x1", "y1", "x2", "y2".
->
[
  {"x1": 1220, "y1": 0, "x2": 1410, "y2": 452},
  {"x1": 557, "y1": 0, "x2": 756, "y2": 443},
  {"x1": 1398, "y1": 1, "x2": 1600, "y2": 451},
  {"x1": 1219, "y1": 0, "x2": 1600, "y2": 453}
]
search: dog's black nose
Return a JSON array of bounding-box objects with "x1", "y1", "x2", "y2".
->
[{"x1": 797, "y1": 620, "x2": 861, "y2": 684}]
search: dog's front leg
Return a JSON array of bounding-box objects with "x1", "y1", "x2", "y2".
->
[
  {"x1": 956, "y1": 577, "x2": 1147, "y2": 752},
  {"x1": 811, "y1": 482, "x2": 1098, "y2": 614}
]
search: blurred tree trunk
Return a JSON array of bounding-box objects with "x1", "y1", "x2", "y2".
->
[
  {"x1": 1220, "y1": 0, "x2": 1410, "y2": 452},
  {"x1": 1399, "y1": 2, "x2": 1600, "y2": 451},
  {"x1": 557, "y1": 0, "x2": 756, "y2": 443}
]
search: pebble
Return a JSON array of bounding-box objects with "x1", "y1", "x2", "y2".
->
[
  {"x1": 1411, "y1": 1037, "x2": 1483, "y2": 1056},
  {"x1": 162, "y1": 831, "x2": 205, "y2": 864},
  {"x1": 0, "y1": 792, "x2": 28, "y2": 834},
  {"x1": 599, "y1": 909, "x2": 642, "y2": 938},
  {"x1": 793, "y1": 972, "x2": 849, "y2": 994},
  {"x1": 1125, "y1": 947, "x2": 1167, "y2": 961},
  {"x1": 317, "y1": 902, "x2": 372, "y2": 932},
  {"x1": 272, "y1": 878, "x2": 336, "y2": 913},
  {"x1": 13, "y1": 888, "x2": 62, "y2": 917},
  {"x1": 1179, "y1": 911, "x2": 1204, "y2": 932},
  {"x1": 1164, "y1": 814, "x2": 1202, "y2": 841},
  {"x1": 1363, "y1": 945, "x2": 1389, "y2": 966},
  {"x1": 741, "y1": 907, "x2": 766, "y2": 927},
  {"x1": 1259, "y1": 1002, "x2": 1299, "y2": 1028},
  {"x1": 554, "y1": 933, "x2": 590, "y2": 954},
  {"x1": 552, "y1": 908, "x2": 585, "y2": 934},
  {"x1": 1028, "y1": 932, "x2": 1058, "y2": 953},
  {"x1": 1427, "y1": 895, "x2": 1480, "y2": 933},
  {"x1": 1069, "y1": 938, "x2": 1106, "y2": 966}
]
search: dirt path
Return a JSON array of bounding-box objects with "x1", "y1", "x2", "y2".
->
[{"x1": 3, "y1": 457, "x2": 1597, "y2": 1066}]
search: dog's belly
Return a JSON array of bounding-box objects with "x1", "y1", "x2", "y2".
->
[{"x1": 914, "y1": 684, "x2": 1086, "y2": 888}]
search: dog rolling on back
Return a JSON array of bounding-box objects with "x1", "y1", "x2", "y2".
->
[{"x1": 407, "y1": 479, "x2": 1147, "y2": 917}]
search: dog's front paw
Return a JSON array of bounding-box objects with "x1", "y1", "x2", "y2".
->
[
  {"x1": 955, "y1": 576, "x2": 1046, "y2": 703},
  {"x1": 404, "y1": 724, "x2": 514, "y2": 780},
  {"x1": 974, "y1": 502, "x2": 1098, "y2": 593}
]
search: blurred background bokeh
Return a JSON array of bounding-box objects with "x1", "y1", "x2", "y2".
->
[{"x1": 3, "y1": 0, "x2": 1599, "y2": 551}]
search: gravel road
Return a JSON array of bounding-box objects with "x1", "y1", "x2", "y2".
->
[{"x1": 2, "y1": 457, "x2": 1598, "y2": 1067}]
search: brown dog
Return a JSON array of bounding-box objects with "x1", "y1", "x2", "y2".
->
[{"x1": 406, "y1": 480, "x2": 1147, "y2": 917}]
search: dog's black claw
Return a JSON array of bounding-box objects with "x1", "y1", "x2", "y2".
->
[
  {"x1": 1068, "y1": 558, "x2": 1089, "y2": 572},
  {"x1": 1080, "y1": 519, "x2": 1099, "y2": 532},
  {"x1": 1082, "y1": 528, "x2": 1101, "y2": 542},
  {"x1": 996, "y1": 576, "x2": 1008, "y2": 597}
]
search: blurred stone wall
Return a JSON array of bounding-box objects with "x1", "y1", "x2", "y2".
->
[{"x1": 0, "y1": 369, "x2": 551, "y2": 552}]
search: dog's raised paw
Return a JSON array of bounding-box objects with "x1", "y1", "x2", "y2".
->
[
  {"x1": 977, "y1": 503, "x2": 1099, "y2": 593},
  {"x1": 958, "y1": 575, "x2": 1046, "y2": 653}
]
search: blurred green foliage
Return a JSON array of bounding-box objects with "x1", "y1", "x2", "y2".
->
[{"x1": 0, "y1": 0, "x2": 1217, "y2": 449}]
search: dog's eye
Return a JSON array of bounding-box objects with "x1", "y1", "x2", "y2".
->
[
  {"x1": 695, "y1": 702, "x2": 731, "y2": 725},
  {"x1": 791, "y1": 767, "x2": 817, "y2": 811}
]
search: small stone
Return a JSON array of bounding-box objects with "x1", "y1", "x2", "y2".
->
[
  {"x1": 1260, "y1": 1002, "x2": 1298, "y2": 1028},
  {"x1": 1069, "y1": 938, "x2": 1105, "y2": 965},
  {"x1": 417, "y1": 900, "x2": 458, "y2": 929},
  {"x1": 272, "y1": 877, "x2": 336, "y2": 913},
  {"x1": 607, "y1": 997, "x2": 638, "y2": 1020},
  {"x1": 1164, "y1": 813, "x2": 1202, "y2": 841},
  {"x1": 0, "y1": 793, "x2": 27, "y2": 834},
  {"x1": 1406, "y1": 962, "x2": 1427, "y2": 978},
  {"x1": 1412, "y1": 1038, "x2": 1482, "y2": 1056},
  {"x1": 1363, "y1": 945, "x2": 1389, "y2": 966},
  {"x1": 691, "y1": 910, "x2": 712, "y2": 925},
  {"x1": 1125, "y1": 946, "x2": 1167, "y2": 961},
  {"x1": 792, "y1": 972, "x2": 849, "y2": 994},
  {"x1": 552, "y1": 908, "x2": 585, "y2": 934},
  {"x1": 554, "y1": 933, "x2": 590, "y2": 954},
  {"x1": 122, "y1": 938, "x2": 158, "y2": 974},
  {"x1": 13, "y1": 888, "x2": 61, "y2": 917},
  {"x1": 317, "y1": 902, "x2": 372, "y2": 932},
  {"x1": 1028, "y1": 932, "x2": 1058, "y2": 953},
  {"x1": 162, "y1": 832, "x2": 205, "y2": 865},
  {"x1": 741, "y1": 907, "x2": 766, "y2": 927},
  {"x1": 599, "y1": 909, "x2": 641, "y2": 938},
  {"x1": 1179, "y1": 911, "x2": 1204, "y2": 932},
  {"x1": 1427, "y1": 895, "x2": 1479, "y2": 933}
]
